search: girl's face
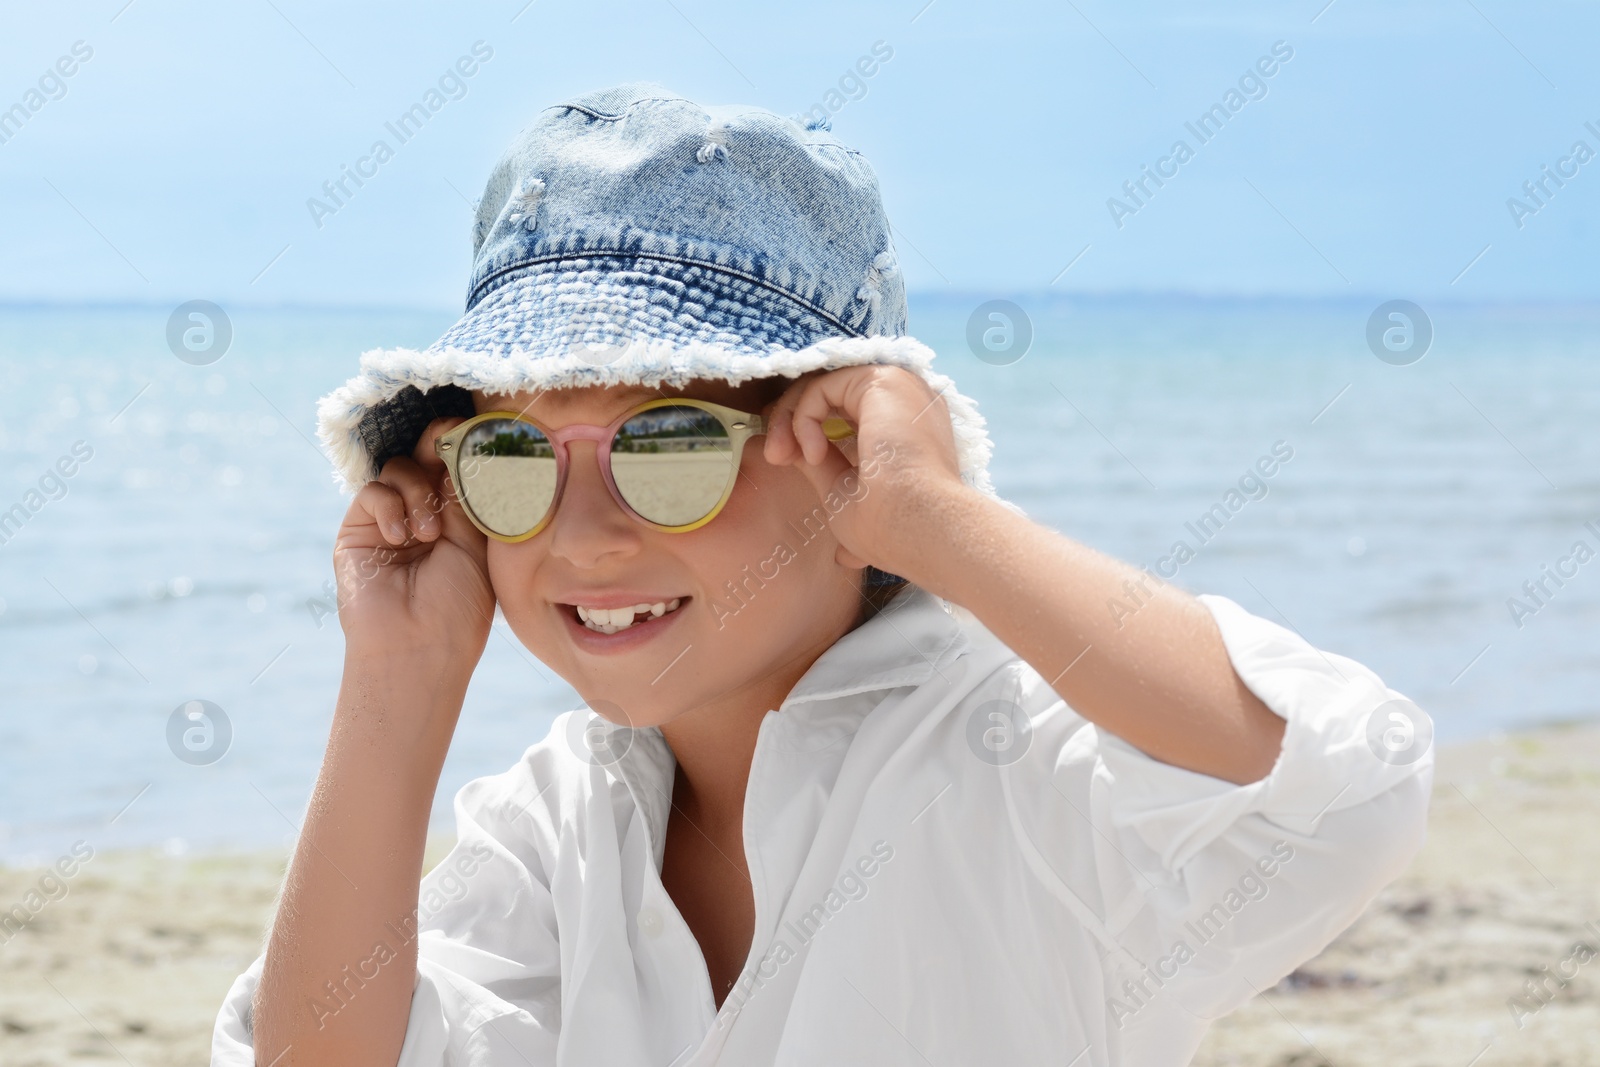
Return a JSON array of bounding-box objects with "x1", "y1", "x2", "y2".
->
[{"x1": 470, "y1": 377, "x2": 866, "y2": 732}]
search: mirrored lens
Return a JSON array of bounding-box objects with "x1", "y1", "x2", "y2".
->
[
  {"x1": 456, "y1": 419, "x2": 557, "y2": 537},
  {"x1": 610, "y1": 405, "x2": 736, "y2": 527}
]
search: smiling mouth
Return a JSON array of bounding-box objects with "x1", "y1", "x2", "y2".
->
[{"x1": 570, "y1": 598, "x2": 686, "y2": 635}]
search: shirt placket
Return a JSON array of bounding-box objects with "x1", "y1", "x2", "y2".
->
[
  {"x1": 614, "y1": 711, "x2": 799, "y2": 1066},
  {"x1": 602, "y1": 726, "x2": 722, "y2": 1063}
]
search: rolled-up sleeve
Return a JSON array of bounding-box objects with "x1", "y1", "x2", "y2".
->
[
  {"x1": 209, "y1": 757, "x2": 565, "y2": 1066},
  {"x1": 1005, "y1": 591, "x2": 1433, "y2": 1034},
  {"x1": 210, "y1": 954, "x2": 265, "y2": 1066}
]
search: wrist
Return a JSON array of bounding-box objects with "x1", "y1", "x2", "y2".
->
[
  {"x1": 343, "y1": 642, "x2": 478, "y2": 690},
  {"x1": 884, "y1": 479, "x2": 1001, "y2": 599},
  {"x1": 336, "y1": 651, "x2": 473, "y2": 751}
]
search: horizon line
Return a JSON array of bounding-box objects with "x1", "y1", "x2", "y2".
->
[{"x1": 3, "y1": 290, "x2": 1599, "y2": 315}]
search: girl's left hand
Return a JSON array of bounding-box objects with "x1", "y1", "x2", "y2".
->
[{"x1": 761, "y1": 364, "x2": 968, "y2": 582}]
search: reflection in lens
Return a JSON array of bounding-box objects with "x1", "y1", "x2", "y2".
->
[
  {"x1": 458, "y1": 419, "x2": 557, "y2": 536},
  {"x1": 611, "y1": 405, "x2": 735, "y2": 527}
]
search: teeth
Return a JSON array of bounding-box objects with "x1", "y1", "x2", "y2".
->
[{"x1": 577, "y1": 598, "x2": 685, "y2": 634}]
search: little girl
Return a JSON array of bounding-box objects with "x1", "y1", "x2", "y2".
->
[{"x1": 213, "y1": 81, "x2": 1432, "y2": 1066}]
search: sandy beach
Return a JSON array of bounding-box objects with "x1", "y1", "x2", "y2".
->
[
  {"x1": 1193, "y1": 722, "x2": 1600, "y2": 1067},
  {"x1": 3, "y1": 725, "x2": 1597, "y2": 1066}
]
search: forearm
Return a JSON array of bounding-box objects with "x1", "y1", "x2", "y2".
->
[
  {"x1": 896, "y1": 486, "x2": 1285, "y2": 785},
  {"x1": 253, "y1": 655, "x2": 469, "y2": 1067}
]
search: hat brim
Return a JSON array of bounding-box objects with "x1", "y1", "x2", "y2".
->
[{"x1": 314, "y1": 264, "x2": 1012, "y2": 517}]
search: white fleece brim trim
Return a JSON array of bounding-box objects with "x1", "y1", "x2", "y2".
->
[{"x1": 314, "y1": 334, "x2": 1021, "y2": 517}]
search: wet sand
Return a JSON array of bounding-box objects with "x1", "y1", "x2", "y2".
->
[{"x1": 3, "y1": 727, "x2": 1597, "y2": 1065}]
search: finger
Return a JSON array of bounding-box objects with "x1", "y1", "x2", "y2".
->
[
  {"x1": 761, "y1": 375, "x2": 812, "y2": 466},
  {"x1": 413, "y1": 416, "x2": 468, "y2": 471},
  {"x1": 352, "y1": 478, "x2": 411, "y2": 545},
  {"x1": 400, "y1": 417, "x2": 474, "y2": 541},
  {"x1": 790, "y1": 369, "x2": 870, "y2": 466},
  {"x1": 778, "y1": 386, "x2": 857, "y2": 500},
  {"x1": 375, "y1": 454, "x2": 446, "y2": 543},
  {"x1": 413, "y1": 416, "x2": 488, "y2": 546},
  {"x1": 763, "y1": 406, "x2": 796, "y2": 465},
  {"x1": 761, "y1": 399, "x2": 790, "y2": 464}
]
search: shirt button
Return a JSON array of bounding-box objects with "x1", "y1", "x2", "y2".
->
[{"x1": 637, "y1": 906, "x2": 664, "y2": 938}]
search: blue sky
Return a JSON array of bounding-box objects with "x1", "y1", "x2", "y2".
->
[{"x1": 2, "y1": 0, "x2": 1596, "y2": 308}]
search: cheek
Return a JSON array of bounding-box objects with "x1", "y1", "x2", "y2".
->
[
  {"x1": 485, "y1": 541, "x2": 552, "y2": 644},
  {"x1": 689, "y1": 456, "x2": 848, "y2": 612},
  {"x1": 708, "y1": 458, "x2": 807, "y2": 552}
]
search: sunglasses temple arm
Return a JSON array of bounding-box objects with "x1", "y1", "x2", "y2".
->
[
  {"x1": 746, "y1": 413, "x2": 854, "y2": 440},
  {"x1": 821, "y1": 416, "x2": 856, "y2": 441}
]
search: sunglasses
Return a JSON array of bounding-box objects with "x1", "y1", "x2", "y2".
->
[{"x1": 434, "y1": 397, "x2": 854, "y2": 542}]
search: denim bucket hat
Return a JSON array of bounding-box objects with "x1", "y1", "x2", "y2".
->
[{"x1": 315, "y1": 81, "x2": 1009, "y2": 542}]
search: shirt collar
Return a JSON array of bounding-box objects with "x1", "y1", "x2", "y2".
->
[
  {"x1": 603, "y1": 584, "x2": 973, "y2": 861},
  {"x1": 780, "y1": 584, "x2": 970, "y2": 709}
]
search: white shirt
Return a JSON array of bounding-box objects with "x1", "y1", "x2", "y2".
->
[{"x1": 212, "y1": 585, "x2": 1432, "y2": 1066}]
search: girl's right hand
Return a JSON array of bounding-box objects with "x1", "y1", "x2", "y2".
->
[
  {"x1": 255, "y1": 419, "x2": 491, "y2": 1067},
  {"x1": 331, "y1": 417, "x2": 495, "y2": 674}
]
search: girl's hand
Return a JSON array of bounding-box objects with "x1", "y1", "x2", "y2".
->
[
  {"x1": 332, "y1": 417, "x2": 494, "y2": 674},
  {"x1": 761, "y1": 364, "x2": 969, "y2": 583}
]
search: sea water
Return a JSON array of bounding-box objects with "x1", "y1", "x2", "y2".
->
[{"x1": 0, "y1": 296, "x2": 1595, "y2": 863}]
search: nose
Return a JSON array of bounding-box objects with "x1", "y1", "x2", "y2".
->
[{"x1": 545, "y1": 440, "x2": 643, "y2": 568}]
